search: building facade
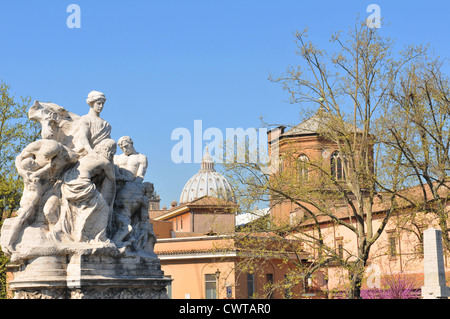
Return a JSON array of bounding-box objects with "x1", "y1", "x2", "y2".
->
[
  {"x1": 150, "y1": 109, "x2": 450, "y2": 298},
  {"x1": 151, "y1": 150, "x2": 307, "y2": 299},
  {"x1": 267, "y1": 109, "x2": 450, "y2": 296}
]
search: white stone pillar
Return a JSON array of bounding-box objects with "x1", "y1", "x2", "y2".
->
[{"x1": 421, "y1": 228, "x2": 450, "y2": 299}]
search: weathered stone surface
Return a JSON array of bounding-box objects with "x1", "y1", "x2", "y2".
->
[
  {"x1": 1, "y1": 91, "x2": 169, "y2": 299},
  {"x1": 421, "y1": 228, "x2": 450, "y2": 299},
  {"x1": 15, "y1": 286, "x2": 169, "y2": 299}
]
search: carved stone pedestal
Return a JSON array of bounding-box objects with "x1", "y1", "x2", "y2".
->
[
  {"x1": 12, "y1": 280, "x2": 170, "y2": 299},
  {"x1": 8, "y1": 254, "x2": 171, "y2": 299}
]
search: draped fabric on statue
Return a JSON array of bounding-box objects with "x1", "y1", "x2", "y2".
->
[
  {"x1": 73, "y1": 114, "x2": 112, "y2": 156},
  {"x1": 57, "y1": 164, "x2": 111, "y2": 243}
]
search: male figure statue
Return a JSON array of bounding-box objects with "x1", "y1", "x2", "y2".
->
[
  {"x1": 114, "y1": 136, "x2": 148, "y2": 183},
  {"x1": 113, "y1": 136, "x2": 155, "y2": 253}
]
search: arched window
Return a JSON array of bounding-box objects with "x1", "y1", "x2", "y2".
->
[
  {"x1": 278, "y1": 155, "x2": 284, "y2": 173},
  {"x1": 297, "y1": 154, "x2": 309, "y2": 181},
  {"x1": 330, "y1": 151, "x2": 345, "y2": 180}
]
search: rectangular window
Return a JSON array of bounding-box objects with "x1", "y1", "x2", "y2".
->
[
  {"x1": 266, "y1": 274, "x2": 274, "y2": 299},
  {"x1": 389, "y1": 236, "x2": 397, "y2": 257},
  {"x1": 247, "y1": 273, "x2": 255, "y2": 299},
  {"x1": 205, "y1": 274, "x2": 217, "y2": 299},
  {"x1": 284, "y1": 274, "x2": 292, "y2": 299},
  {"x1": 335, "y1": 237, "x2": 344, "y2": 259},
  {"x1": 338, "y1": 242, "x2": 344, "y2": 259},
  {"x1": 279, "y1": 155, "x2": 284, "y2": 173},
  {"x1": 337, "y1": 158, "x2": 343, "y2": 180}
]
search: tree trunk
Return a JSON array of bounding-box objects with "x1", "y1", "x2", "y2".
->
[
  {"x1": 348, "y1": 267, "x2": 364, "y2": 299},
  {"x1": 348, "y1": 249, "x2": 367, "y2": 299}
]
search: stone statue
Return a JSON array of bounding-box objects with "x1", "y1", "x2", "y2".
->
[
  {"x1": 113, "y1": 136, "x2": 156, "y2": 255},
  {"x1": 73, "y1": 90, "x2": 112, "y2": 157},
  {"x1": 57, "y1": 138, "x2": 117, "y2": 243},
  {"x1": 28, "y1": 101, "x2": 80, "y2": 146},
  {"x1": 114, "y1": 136, "x2": 148, "y2": 183},
  {"x1": 2, "y1": 139, "x2": 78, "y2": 254},
  {"x1": 0, "y1": 91, "x2": 169, "y2": 299}
]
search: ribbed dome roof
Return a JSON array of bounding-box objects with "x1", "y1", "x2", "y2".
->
[{"x1": 179, "y1": 147, "x2": 235, "y2": 204}]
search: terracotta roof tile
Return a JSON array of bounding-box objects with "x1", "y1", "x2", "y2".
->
[
  {"x1": 155, "y1": 248, "x2": 233, "y2": 255},
  {"x1": 186, "y1": 195, "x2": 238, "y2": 207},
  {"x1": 149, "y1": 210, "x2": 169, "y2": 219}
]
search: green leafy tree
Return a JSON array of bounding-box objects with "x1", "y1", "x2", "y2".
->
[{"x1": 0, "y1": 82, "x2": 40, "y2": 298}]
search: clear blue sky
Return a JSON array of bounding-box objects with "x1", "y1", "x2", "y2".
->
[{"x1": 0, "y1": 1, "x2": 449, "y2": 207}]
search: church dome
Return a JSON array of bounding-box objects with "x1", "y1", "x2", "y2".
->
[{"x1": 179, "y1": 147, "x2": 235, "y2": 204}]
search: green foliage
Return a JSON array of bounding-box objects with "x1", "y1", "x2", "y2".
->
[
  {"x1": 0, "y1": 82, "x2": 40, "y2": 298},
  {"x1": 0, "y1": 82, "x2": 40, "y2": 216},
  {"x1": 0, "y1": 218, "x2": 8, "y2": 299}
]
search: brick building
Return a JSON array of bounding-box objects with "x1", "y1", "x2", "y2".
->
[{"x1": 265, "y1": 108, "x2": 450, "y2": 296}]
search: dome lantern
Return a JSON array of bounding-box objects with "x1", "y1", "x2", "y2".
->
[{"x1": 179, "y1": 147, "x2": 235, "y2": 204}]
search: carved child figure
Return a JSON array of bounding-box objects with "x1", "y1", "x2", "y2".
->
[{"x1": 3, "y1": 139, "x2": 77, "y2": 254}]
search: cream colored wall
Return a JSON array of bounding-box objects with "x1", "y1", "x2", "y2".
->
[
  {"x1": 156, "y1": 237, "x2": 235, "y2": 299},
  {"x1": 155, "y1": 236, "x2": 305, "y2": 299},
  {"x1": 299, "y1": 211, "x2": 449, "y2": 291},
  {"x1": 233, "y1": 258, "x2": 306, "y2": 299},
  {"x1": 162, "y1": 260, "x2": 235, "y2": 299},
  {"x1": 166, "y1": 212, "x2": 191, "y2": 232}
]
